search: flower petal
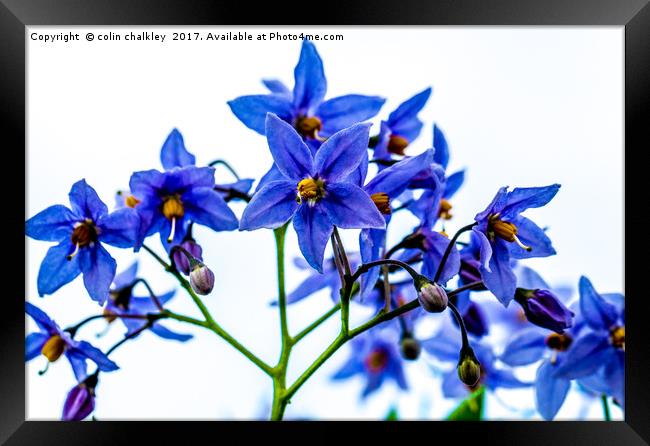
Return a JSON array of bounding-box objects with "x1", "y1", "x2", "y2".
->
[
  {"x1": 37, "y1": 241, "x2": 82, "y2": 297},
  {"x1": 265, "y1": 113, "x2": 314, "y2": 181},
  {"x1": 388, "y1": 87, "x2": 431, "y2": 129},
  {"x1": 500, "y1": 329, "x2": 547, "y2": 366},
  {"x1": 286, "y1": 270, "x2": 338, "y2": 304},
  {"x1": 293, "y1": 40, "x2": 327, "y2": 114},
  {"x1": 182, "y1": 187, "x2": 239, "y2": 232},
  {"x1": 25, "y1": 301, "x2": 57, "y2": 333},
  {"x1": 316, "y1": 94, "x2": 385, "y2": 136},
  {"x1": 421, "y1": 229, "x2": 460, "y2": 285},
  {"x1": 509, "y1": 216, "x2": 556, "y2": 259},
  {"x1": 314, "y1": 122, "x2": 372, "y2": 183},
  {"x1": 442, "y1": 370, "x2": 470, "y2": 398},
  {"x1": 535, "y1": 360, "x2": 571, "y2": 420},
  {"x1": 227, "y1": 94, "x2": 294, "y2": 135},
  {"x1": 68, "y1": 179, "x2": 108, "y2": 221},
  {"x1": 160, "y1": 128, "x2": 196, "y2": 170},
  {"x1": 603, "y1": 350, "x2": 624, "y2": 406},
  {"x1": 432, "y1": 124, "x2": 449, "y2": 169},
  {"x1": 254, "y1": 163, "x2": 285, "y2": 193},
  {"x1": 364, "y1": 150, "x2": 434, "y2": 197},
  {"x1": 293, "y1": 204, "x2": 332, "y2": 273},
  {"x1": 501, "y1": 184, "x2": 561, "y2": 220},
  {"x1": 150, "y1": 323, "x2": 193, "y2": 342},
  {"x1": 552, "y1": 332, "x2": 611, "y2": 379},
  {"x1": 97, "y1": 208, "x2": 140, "y2": 248},
  {"x1": 579, "y1": 276, "x2": 619, "y2": 331},
  {"x1": 472, "y1": 228, "x2": 493, "y2": 271},
  {"x1": 74, "y1": 341, "x2": 119, "y2": 372},
  {"x1": 262, "y1": 79, "x2": 291, "y2": 96},
  {"x1": 444, "y1": 169, "x2": 465, "y2": 199},
  {"x1": 480, "y1": 239, "x2": 517, "y2": 306},
  {"x1": 65, "y1": 350, "x2": 89, "y2": 382},
  {"x1": 25, "y1": 205, "x2": 76, "y2": 242},
  {"x1": 25, "y1": 332, "x2": 49, "y2": 361},
  {"x1": 239, "y1": 181, "x2": 299, "y2": 230},
  {"x1": 112, "y1": 261, "x2": 138, "y2": 290},
  {"x1": 321, "y1": 183, "x2": 385, "y2": 230},
  {"x1": 359, "y1": 228, "x2": 385, "y2": 300},
  {"x1": 78, "y1": 244, "x2": 117, "y2": 305},
  {"x1": 342, "y1": 149, "x2": 368, "y2": 187}
]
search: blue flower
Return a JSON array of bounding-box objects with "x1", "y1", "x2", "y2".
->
[
  {"x1": 552, "y1": 276, "x2": 625, "y2": 406},
  {"x1": 128, "y1": 165, "x2": 239, "y2": 250},
  {"x1": 422, "y1": 318, "x2": 529, "y2": 398},
  {"x1": 331, "y1": 329, "x2": 407, "y2": 398},
  {"x1": 358, "y1": 150, "x2": 436, "y2": 298},
  {"x1": 472, "y1": 185, "x2": 560, "y2": 306},
  {"x1": 228, "y1": 40, "x2": 385, "y2": 140},
  {"x1": 105, "y1": 262, "x2": 192, "y2": 342},
  {"x1": 283, "y1": 255, "x2": 359, "y2": 305},
  {"x1": 26, "y1": 180, "x2": 140, "y2": 304},
  {"x1": 25, "y1": 302, "x2": 118, "y2": 381},
  {"x1": 372, "y1": 88, "x2": 432, "y2": 160},
  {"x1": 239, "y1": 114, "x2": 385, "y2": 272}
]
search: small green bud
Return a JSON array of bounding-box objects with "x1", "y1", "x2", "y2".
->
[
  {"x1": 400, "y1": 337, "x2": 421, "y2": 361},
  {"x1": 457, "y1": 347, "x2": 481, "y2": 387}
]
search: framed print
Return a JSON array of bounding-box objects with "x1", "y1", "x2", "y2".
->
[{"x1": 2, "y1": 0, "x2": 648, "y2": 444}]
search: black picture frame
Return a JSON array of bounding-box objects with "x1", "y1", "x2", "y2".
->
[{"x1": 2, "y1": 0, "x2": 648, "y2": 444}]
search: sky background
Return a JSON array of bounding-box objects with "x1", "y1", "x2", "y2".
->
[{"x1": 26, "y1": 26, "x2": 623, "y2": 420}]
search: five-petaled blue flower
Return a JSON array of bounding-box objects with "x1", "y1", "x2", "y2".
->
[
  {"x1": 473, "y1": 185, "x2": 560, "y2": 306},
  {"x1": 331, "y1": 329, "x2": 407, "y2": 398},
  {"x1": 372, "y1": 88, "x2": 432, "y2": 161},
  {"x1": 26, "y1": 179, "x2": 140, "y2": 304},
  {"x1": 239, "y1": 113, "x2": 385, "y2": 272},
  {"x1": 105, "y1": 262, "x2": 193, "y2": 342},
  {"x1": 25, "y1": 302, "x2": 118, "y2": 381},
  {"x1": 128, "y1": 165, "x2": 239, "y2": 250},
  {"x1": 228, "y1": 40, "x2": 385, "y2": 142},
  {"x1": 552, "y1": 276, "x2": 625, "y2": 406}
]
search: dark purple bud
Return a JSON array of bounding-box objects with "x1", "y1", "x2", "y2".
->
[
  {"x1": 190, "y1": 263, "x2": 215, "y2": 295},
  {"x1": 400, "y1": 337, "x2": 421, "y2": 361},
  {"x1": 416, "y1": 279, "x2": 448, "y2": 313},
  {"x1": 515, "y1": 288, "x2": 575, "y2": 334},
  {"x1": 62, "y1": 376, "x2": 97, "y2": 421},
  {"x1": 173, "y1": 240, "x2": 203, "y2": 276}
]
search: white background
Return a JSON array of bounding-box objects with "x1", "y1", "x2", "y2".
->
[{"x1": 27, "y1": 26, "x2": 623, "y2": 420}]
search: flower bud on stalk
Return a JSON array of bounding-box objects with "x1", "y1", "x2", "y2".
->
[
  {"x1": 514, "y1": 288, "x2": 574, "y2": 334},
  {"x1": 190, "y1": 263, "x2": 215, "y2": 296},
  {"x1": 457, "y1": 347, "x2": 481, "y2": 387},
  {"x1": 62, "y1": 373, "x2": 98, "y2": 421},
  {"x1": 172, "y1": 239, "x2": 203, "y2": 275},
  {"x1": 415, "y1": 276, "x2": 448, "y2": 313},
  {"x1": 400, "y1": 336, "x2": 422, "y2": 361}
]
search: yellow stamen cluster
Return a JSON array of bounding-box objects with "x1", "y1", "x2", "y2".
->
[
  {"x1": 610, "y1": 326, "x2": 625, "y2": 350},
  {"x1": 387, "y1": 134, "x2": 409, "y2": 155},
  {"x1": 162, "y1": 195, "x2": 184, "y2": 220},
  {"x1": 125, "y1": 195, "x2": 141, "y2": 208},
  {"x1": 438, "y1": 198, "x2": 453, "y2": 220},
  {"x1": 41, "y1": 335, "x2": 66, "y2": 362},
  {"x1": 370, "y1": 192, "x2": 391, "y2": 215},
  {"x1": 545, "y1": 333, "x2": 573, "y2": 352},
  {"x1": 297, "y1": 178, "x2": 325, "y2": 203},
  {"x1": 488, "y1": 215, "x2": 532, "y2": 251},
  {"x1": 295, "y1": 116, "x2": 323, "y2": 139}
]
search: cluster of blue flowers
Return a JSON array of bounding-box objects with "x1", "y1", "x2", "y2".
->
[{"x1": 25, "y1": 40, "x2": 624, "y2": 421}]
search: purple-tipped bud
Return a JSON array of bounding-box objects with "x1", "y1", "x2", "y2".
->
[
  {"x1": 400, "y1": 337, "x2": 421, "y2": 360},
  {"x1": 62, "y1": 375, "x2": 97, "y2": 421},
  {"x1": 190, "y1": 263, "x2": 215, "y2": 295},
  {"x1": 416, "y1": 279, "x2": 448, "y2": 313},
  {"x1": 173, "y1": 239, "x2": 203, "y2": 276},
  {"x1": 515, "y1": 288, "x2": 575, "y2": 334},
  {"x1": 457, "y1": 348, "x2": 481, "y2": 387}
]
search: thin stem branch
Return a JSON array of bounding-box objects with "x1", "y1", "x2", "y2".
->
[
  {"x1": 433, "y1": 223, "x2": 476, "y2": 283},
  {"x1": 601, "y1": 395, "x2": 612, "y2": 421},
  {"x1": 131, "y1": 278, "x2": 164, "y2": 311},
  {"x1": 105, "y1": 322, "x2": 153, "y2": 356},
  {"x1": 207, "y1": 159, "x2": 241, "y2": 180},
  {"x1": 292, "y1": 304, "x2": 341, "y2": 345}
]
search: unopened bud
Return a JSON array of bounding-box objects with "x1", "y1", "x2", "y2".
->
[
  {"x1": 515, "y1": 288, "x2": 574, "y2": 334},
  {"x1": 416, "y1": 277, "x2": 448, "y2": 313},
  {"x1": 190, "y1": 263, "x2": 215, "y2": 295},
  {"x1": 400, "y1": 337, "x2": 421, "y2": 361},
  {"x1": 173, "y1": 239, "x2": 204, "y2": 276},
  {"x1": 62, "y1": 374, "x2": 97, "y2": 421},
  {"x1": 457, "y1": 348, "x2": 481, "y2": 387}
]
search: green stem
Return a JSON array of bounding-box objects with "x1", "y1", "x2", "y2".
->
[
  {"x1": 143, "y1": 244, "x2": 273, "y2": 376},
  {"x1": 601, "y1": 394, "x2": 612, "y2": 421},
  {"x1": 433, "y1": 223, "x2": 476, "y2": 283}
]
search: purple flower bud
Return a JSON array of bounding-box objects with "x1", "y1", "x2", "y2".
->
[
  {"x1": 173, "y1": 239, "x2": 203, "y2": 275},
  {"x1": 515, "y1": 288, "x2": 575, "y2": 334},
  {"x1": 417, "y1": 281, "x2": 448, "y2": 313},
  {"x1": 190, "y1": 263, "x2": 215, "y2": 295},
  {"x1": 62, "y1": 378, "x2": 96, "y2": 421}
]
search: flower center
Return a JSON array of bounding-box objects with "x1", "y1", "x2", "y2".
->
[
  {"x1": 387, "y1": 134, "x2": 409, "y2": 155},
  {"x1": 487, "y1": 215, "x2": 532, "y2": 251},
  {"x1": 162, "y1": 195, "x2": 185, "y2": 220},
  {"x1": 297, "y1": 178, "x2": 325, "y2": 204},
  {"x1": 295, "y1": 115, "x2": 323, "y2": 139},
  {"x1": 370, "y1": 192, "x2": 391, "y2": 215},
  {"x1": 41, "y1": 335, "x2": 66, "y2": 362},
  {"x1": 364, "y1": 348, "x2": 389, "y2": 373},
  {"x1": 68, "y1": 219, "x2": 99, "y2": 260},
  {"x1": 125, "y1": 195, "x2": 141, "y2": 208},
  {"x1": 438, "y1": 198, "x2": 453, "y2": 220},
  {"x1": 610, "y1": 326, "x2": 625, "y2": 350},
  {"x1": 545, "y1": 333, "x2": 573, "y2": 352}
]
